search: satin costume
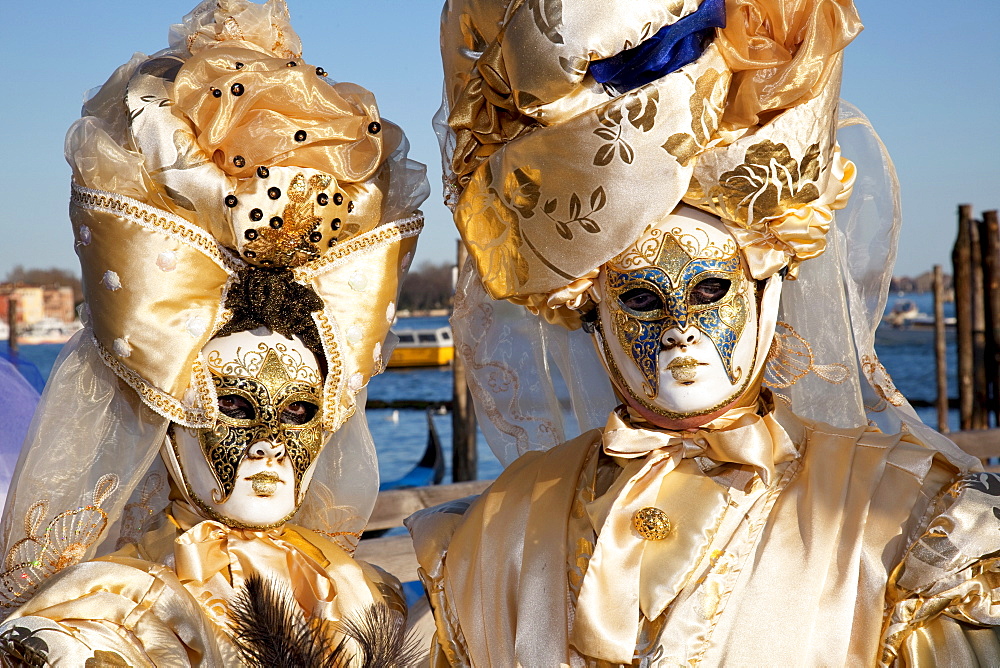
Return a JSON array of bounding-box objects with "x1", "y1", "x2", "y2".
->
[
  {"x1": 410, "y1": 399, "x2": 1000, "y2": 666},
  {"x1": 408, "y1": 0, "x2": 1000, "y2": 665},
  {"x1": 4, "y1": 504, "x2": 402, "y2": 665},
  {"x1": 0, "y1": 1, "x2": 427, "y2": 664}
]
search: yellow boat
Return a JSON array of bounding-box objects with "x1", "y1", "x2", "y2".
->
[{"x1": 387, "y1": 327, "x2": 455, "y2": 368}]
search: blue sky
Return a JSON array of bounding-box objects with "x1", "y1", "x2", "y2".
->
[{"x1": 1, "y1": 0, "x2": 997, "y2": 279}]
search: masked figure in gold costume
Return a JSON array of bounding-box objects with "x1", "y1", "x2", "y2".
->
[
  {"x1": 0, "y1": 1, "x2": 429, "y2": 665},
  {"x1": 407, "y1": 0, "x2": 1000, "y2": 665}
]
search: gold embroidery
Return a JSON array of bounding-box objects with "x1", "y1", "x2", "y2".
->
[
  {"x1": 567, "y1": 446, "x2": 599, "y2": 605},
  {"x1": 296, "y1": 485, "x2": 366, "y2": 554},
  {"x1": 115, "y1": 473, "x2": 165, "y2": 549},
  {"x1": 765, "y1": 322, "x2": 849, "y2": 389},
  {"x1": 861, "y1": 355, "x2": 906, "y2": 407},
  {"x1": 311, "y1": 308, "x2": 347, "y2": 433},
  {"x1": 244, "y1": 173, "x2": 333, "y2": 267},
  {"x1": 0, "y1": 475, "x2": 119, "y2": 608},
  {"x1": 865, "y1": 398, "x2": 889, "y2": 414},
  {"x1": 292, "y1": 214, "x2": 424, "y2": 280}
]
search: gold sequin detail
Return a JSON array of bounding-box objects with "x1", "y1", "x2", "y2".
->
[{"x1": 244, "y1": 173, "x2": 332, "y2": 266}]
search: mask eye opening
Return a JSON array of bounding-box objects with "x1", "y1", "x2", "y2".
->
[
  {"x1": 279, "y1": 399, "x2": 320, "y2": 425},
  {"x1": 688, "y1": 277, "x2": 732, "y2": 306},
  {"x1": 217, "y1": 393, "x2": 257, "y2": 420},
  {"x1": 618, "y1": 286, "x2": 665, "y2": 314}
]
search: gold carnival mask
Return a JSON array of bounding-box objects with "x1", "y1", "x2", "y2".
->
[
  {"x1": 595, "y1": 206, "x2": 760, "y2": 422},
  {"x1": 168, "y1": 330, "x2": 328, "y2": 529}
]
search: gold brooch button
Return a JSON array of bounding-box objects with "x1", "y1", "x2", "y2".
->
[{"x1": 633, "y1": 507, "x2": 672, "y2": 540}]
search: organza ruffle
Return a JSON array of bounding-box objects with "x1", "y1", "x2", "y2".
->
[{"x1": 718, "y1": 0, "x2": 863, "y2": 127}]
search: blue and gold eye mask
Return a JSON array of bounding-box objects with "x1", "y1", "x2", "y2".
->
[{"x1": 605, "y1": 231, "x2": 750, "y2": 399}]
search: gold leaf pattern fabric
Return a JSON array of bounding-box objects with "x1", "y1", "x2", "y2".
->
[{"x1": 441, "y1": 0, "x2": 862, "y2": 303}]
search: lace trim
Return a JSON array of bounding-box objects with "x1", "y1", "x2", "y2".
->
[
  {"x1": 70, "y1": 184, "x2": 243, "y2": 273},
  {"x1": 91, "y1": 330, "x2": 216, "y2": 428},
  {"x1": 292, "y1": 213, "x2": 424, "y2": 281}
]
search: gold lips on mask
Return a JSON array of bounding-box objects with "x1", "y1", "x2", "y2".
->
[
  {"x1": 606, "y1": 230, "x2": 749, "y2": 398},
  {"x1": 198, "y1": 346, "x2": 324, "y2": 503},
  {"x1": 246, "y1": 471, "x2": 281, "y2": 497},
  {"x1": 665, "y1": 356, "x2": 709, "y2": 382}
]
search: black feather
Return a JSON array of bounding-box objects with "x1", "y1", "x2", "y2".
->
[
  {"x1": 338, "y1": 603, "x2": 426, "y2": 668},
  {"x1": 228, "y1": 575, "x2": 427, "y2": 667},
  {"x1": 228, "y1": 574, "x2": 349, "y2": 667},
  {"x1": 0, "y1": 625, "x2": 49, "y2": 667}
]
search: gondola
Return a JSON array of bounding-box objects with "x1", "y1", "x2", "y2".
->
[
  {"x1": 362, "y1": 410, "x2": 446, "y2": 540},
  {"x1": 378, "y1": 409, "x2": 446, "y2": 491}
]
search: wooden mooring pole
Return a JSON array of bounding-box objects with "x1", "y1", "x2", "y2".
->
[
  {"x1": 6, "y1": 297, "x2": 18, "y2": 358},
  {"x1": 982, "y1": 210, "x2": 1000, "y2": 426},
  {"x1": 452, "y1": 241, "x2": 478, "y2": 482},
  {"x1": 933, "y1": 265, "x2": 949, "y2": 432},
  {"x1": 953, "y1": 204, "x2": 976, "y2": 430},
  {"x1": 971, "y1": 214, "x2": 990, "y2": 429}
]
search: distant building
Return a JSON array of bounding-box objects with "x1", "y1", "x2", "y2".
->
[
  {"x1": 0, "y1": 285, "x2": 77, "y2": 325},
  {"x1": 42, "y1": 287, "x2": 75, "y2": 323}
]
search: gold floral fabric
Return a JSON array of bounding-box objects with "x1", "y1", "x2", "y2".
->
[{"x1": 440, "y1": 0, "x2": 862, "y2": 301}]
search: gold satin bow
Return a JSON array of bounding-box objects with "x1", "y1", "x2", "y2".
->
[
  {"x1": 572, "y1": 402, "x2": 798, "y2": 663},
  {"x1": 170, "y1": 503, "x2": 375, "y2": 627}
]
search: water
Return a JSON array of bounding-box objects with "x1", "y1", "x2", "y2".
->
[
  {"x1": 1, "y1": 300, "x2": 963, "y2": 482},
  {"x1": 876, "y1": 293, "x2": 960, "y2": 431}
]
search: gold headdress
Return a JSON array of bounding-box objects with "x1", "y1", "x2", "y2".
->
[
  {"x1": 442, "y1": 0, "x2": 976, "y2": 472},
  {"x1": 0, "y1": 0, "x2": 428, "y2": 607},
  {"x1": 442, "y1": 0, "x2": 861, "y2": 320},
  {"x1": 68, "y1": 0, "x2": 425, "y2": 431}
]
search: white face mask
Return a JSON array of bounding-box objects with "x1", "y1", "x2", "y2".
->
[
  {"x1": 593, "y1": 205, "x2": 771, "y2": 426},
  {"x1": 167, "y1": 329, "x2": 328, "y2": 528}
]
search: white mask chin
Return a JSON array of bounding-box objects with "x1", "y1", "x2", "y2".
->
[
  {"x1": 592, "y1": 205, "x2": 781, "y2": 429},
  {"x1": 165, "y1": 328, "x2": 328, "y2": 528}
]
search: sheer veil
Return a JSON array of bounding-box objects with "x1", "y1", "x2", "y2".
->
[{"x1": 449, "y1": 101, "x2": 977, "y2": 471}]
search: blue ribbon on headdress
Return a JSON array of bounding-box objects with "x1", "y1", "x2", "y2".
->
[{"x1": 590, "y1": 0, "x2": 727, "y2": 95}]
